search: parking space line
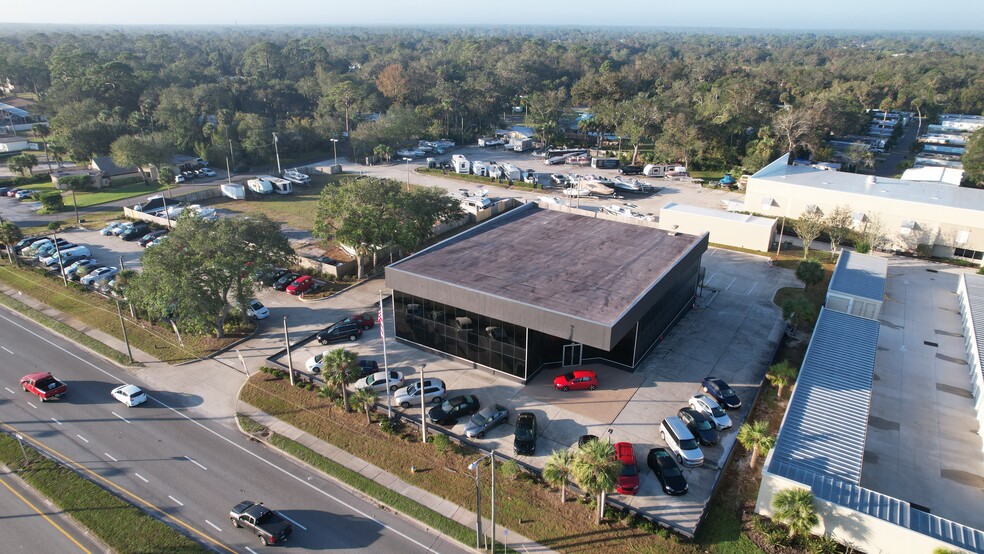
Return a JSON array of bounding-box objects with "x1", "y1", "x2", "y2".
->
[
  {"x1": 1, "y1": 346, "x2": 12, "y2": 354},
  {"x1": 746, "y1": 281, "x2": 758, "y2": 296},
  {"x1": 724, "y1": 276, "x2": 737, "y2": 291}
]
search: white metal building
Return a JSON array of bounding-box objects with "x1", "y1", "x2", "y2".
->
[
  {"x1": 745, "y1": 154, "x2": 984, "y2": 265},
  {"x1": 657, "y1": 202, "x2": 777, "y2": 252},
  {"x1": 825, "y1": 251, "x2": 887, "y2": 320}
]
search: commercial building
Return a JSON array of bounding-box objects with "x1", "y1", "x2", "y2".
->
[
  {"x1": 757, "y1": 254, "x2": 984, "y2": 554},
  {"x1": 658, "y1": 202, "x2": 777, "y2": 252},
  {"x1": 958, "y1": 273, "x2": 984, "y2": 453},
  {"x1": 744, "y1": 154, "x2": 984, "y2": 265},
  {"x1": 385, "y1": 202, "x2": 708, "y2": 382}
]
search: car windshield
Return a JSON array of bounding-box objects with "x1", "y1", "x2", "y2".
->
[
  {"x1": 720, "y1": 385, "x2": 735, "y2": 395},
  {"x1": 562, "y1": 372, "x2": 575, "y2": 382},
  {"x1": 251, "y1": 301, "x2": 264, "y2": 309},
  {"x1": 515, "y1": 426, "x2": 534, "y2": 440},
  {"x1": 711, "y1": 406, "x2": 726, "y2": 418},
  {"x1": 470, "y1": 413, "x2": 488, "y2": 426},
  {"x1": 679, "y1": 437, "x2": 699, "y2": 450},
  {"x1": 620, "y1": 464, "x2": 637, "y2": 477},
  {"x1": 696, "y1": 419, "x2": 713, "y2": 431},
  {"x1": 661, "y1": 461, "x2": 682, "y2": 478}
]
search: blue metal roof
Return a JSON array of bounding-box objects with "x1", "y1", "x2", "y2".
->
[
  {"x1": 770, "y1": 460, "x2": 984, "y2": 554},
  {"x1": 828, "y1": 251, "x2": 887, "y2": 302},
  {"x1": 770, "y1": 308, "x2": 879, "y2": 484},
  {"x1": 0, "y1": 102, "x2": 29, "y2": 118},
  {"x1": 962, "y1": 273, "x2": 984, "y2": 384}
]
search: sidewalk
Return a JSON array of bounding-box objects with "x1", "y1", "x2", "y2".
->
[
  {"x1": 0, "y1": 284, "x2": 557, "y2": 553},
  {"x1": 239, "y1": 405, "x2": 556, "y2": 554}
]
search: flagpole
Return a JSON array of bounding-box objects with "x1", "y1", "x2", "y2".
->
[{"x1": 379, "y1": 289, "x2": 392, "y2": 420}]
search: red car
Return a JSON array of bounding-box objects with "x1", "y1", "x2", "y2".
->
[
  {"x1": 338, "y1": 312, "x2": 375, "y2": 331},
  {"x1": 553, "y1": 370, "x2": 598, "y2": 391},
  {"x1": 286, "y1": 275, "x2": 313, "y2": 295},
  {"x1": 614, "y1": 442, "x2": 640, "y2": 495}
]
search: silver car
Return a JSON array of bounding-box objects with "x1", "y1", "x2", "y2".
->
[
  {"x1": 393, "y1": 378, "x2": 446, "y2": 409},
  {"x1": 463, "y1": 404, "x2": 508, "y2": 439},
  {"x1": 355, "y1": 370, "x2": 405, "y2": 393},
  {"x1": 688, "y1": 394, "x2": 733, "y2": 430}
]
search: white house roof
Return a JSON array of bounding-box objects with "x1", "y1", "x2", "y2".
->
[{"x1": 662, "y1": 202, "x2": 777, "y2": 227}]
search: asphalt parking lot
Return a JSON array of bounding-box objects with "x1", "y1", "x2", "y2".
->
[{"x1": 264, "y1": 246, "x2": 798, "y2": 537}]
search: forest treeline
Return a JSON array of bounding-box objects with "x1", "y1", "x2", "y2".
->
[{"x1": 1, "y1": 27, "x2": 981, "y2": 173}]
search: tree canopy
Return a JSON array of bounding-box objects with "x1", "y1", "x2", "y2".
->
[{"x1": 126, "y1": 213, "x2": 294, "y2": 338}]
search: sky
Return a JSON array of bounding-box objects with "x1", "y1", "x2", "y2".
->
[{"x1": 2, "y1": 0, "x2": 983, "y2": 31}]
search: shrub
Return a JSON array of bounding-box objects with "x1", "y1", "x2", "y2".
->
[
  {"x1": 854, "y1": 240, "x2": 871, "y2": 254},
  {"x1": 498, "y1": 458, "x2": 522, "y2": 481},
  {"x1": 38, "y1": 191, "x2": 66, "y2": 212},
  {"x1": 379, "y1": 416, "x2": 403, "y2": 435},
  {"x1": 807, "y1": 534, "x2": 841, "y2": 554},
  {"x1": 430, "y1": 433, "x2": 452, "y2": 453}
]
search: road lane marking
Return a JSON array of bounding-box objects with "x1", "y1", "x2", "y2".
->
[
  {"x1": 168, "y1": 495, "x2": 184, "y2": 506},
  {"x1": 1, "y1": 345, "x2": 12, "y2": 354},
  {"x1": 104, "y1": 453, "x2": 118, "y2": 462},
  {"x1": 276, "y1": 512, "x2": 307, "y2": 531},
  {"x1": 27, "y1": 401, "x2": 37, "y2": 409},
  {"x1": 134, "y1": 473, "x2": 149, "y2": 483},
  {"x1": 112, "y1": 412, "x2": 131, "y2": 424},
  {"x1": 0, "y1": 474, "x2": 93, "y2": 554},
  {"x1": 205, "y1": 520, "x2": 222, "y2": 532},
  {"x1": 184, "y1": 456, "x2": 207, "y2": 470},
  {"x1": 4, "y1": 387, "x2": 14, "y2": 394},
  {"x1": 76, "y1": 434, "x2": 89, "y2": 443},
  {"x1": 244, "y1": 547, "x2": 257, "y2": 554},
  {"x1": 0, "y1": 312, "x2": 434, "y2": 553},
  {"x1": 51, "y1": 418, "x2": 62, "y2": 425}
]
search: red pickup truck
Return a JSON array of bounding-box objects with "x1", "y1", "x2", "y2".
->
[{"x1": 20, "y1": 372, "x2": 68, "y2": 402}]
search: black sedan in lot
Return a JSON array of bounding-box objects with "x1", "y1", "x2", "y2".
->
[
  {"x1": 427, "y1": 394, "x2": 480, "y2": 425},
  {"x1": 513, "y1": 412, "x2": 538, "y2": 455},
  {"x1": 272, "y1": 272, "x2": 301, "y2": 291},
  {"x1": 120, "y1": 223, "x2": 151, "y2": 241},
  {"x1": 702, "y1": 377, "x2": 742, "y2": 410},
  {"x1": 259, "y1": 268, "x2": 289, "y2": 286},
  {"x1": 137, "y1": 229, "x2": 168, "y2": 247},
  {"x1": 647, "y1": 447, "x2": 688, "y2": 495},
  {"x1": 678, "y1": 407, "x2": 719, "y2": 446}
]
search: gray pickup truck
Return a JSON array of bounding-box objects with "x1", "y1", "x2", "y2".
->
[{"x1": 229, "y1": 501, "x2": 293, "y2": 546}]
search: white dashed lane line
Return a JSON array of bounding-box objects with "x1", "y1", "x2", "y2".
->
[
  {"x1": 184, "y1": 456, "x2": 207, "y2": 470},
  {"x1": 1, "y1": 346, "x2": 12, "y2": 354},
  {"x1": 205, "y1": 520, "x2": 222, "y2": 532},
  {"x1": 76, "y1": 434, "x2": 89, "y2": 443},
  {"x1": 27, "y1": 401, "x2": 37, "y2": 409},
  {"x1": 168, "y1": 495, "x2": 184, "y2": 506},
  {"x1": 4, "y1": 387, "x2": 14, "y2": 394},
  {"x1": 104, "y1": 453, "x2": 118, "y2": 462},
  {"x1": 134, "y1": 473, "x2": 149, "y2": 483},
  {"x1": 50, "y1": 418, "x2": 62, "y2": 425},
  {"x1": 112, "y1": 412, "x2": 131, "y2": 424}
]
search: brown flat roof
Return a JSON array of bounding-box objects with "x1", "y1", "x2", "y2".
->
[{"x1": 392, "y1": 205, "x2": 701, "y2": 326}]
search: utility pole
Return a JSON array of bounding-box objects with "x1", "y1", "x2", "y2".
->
[
  {"x1": 228, "y1": 139, "x2": 236, "y2": 174},
  {"x1": 273, "y1": 132, "x2": 282, "y2": 175},
  {"x1": 284, "y1": 316, "x2": 295, "y2": 386},
  {"x1": 419, "y1": 363, "x2": 427, "y2": 443},
  {"x1": 116, "y1": 300, "x2": 133, "y2": 363}
]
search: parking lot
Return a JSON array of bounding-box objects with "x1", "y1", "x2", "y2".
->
[{"x1": 263, "y1": 246, "x2": 798, "y2": 537}]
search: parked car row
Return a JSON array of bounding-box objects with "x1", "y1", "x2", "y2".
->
[
  {"x1": 0, "y1": 186, "x2": 41, "y2": 199},
  {"x1": 657, "y1": 377, "x2": 741, "y2": 472},
  {"x1": 264, "y1": 268, "x2": 323, "y2": 297},
  {"x1": 175, "y1": 167, "x2": 216, "y2": 183}
]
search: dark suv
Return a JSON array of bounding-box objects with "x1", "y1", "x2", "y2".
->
[
  {"x1": 317, "y1": 322, "x2": 362, "y2": 345},
  {"x1": 120, "y1": 223, "x2": 151, "y2": 241}
]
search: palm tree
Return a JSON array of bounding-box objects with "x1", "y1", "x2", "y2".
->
[
  {"x1": 767, "y1": 360, "x2": 798, "y2": 399},
  {"x1": 773, "y1": 488, "x2": 819, "y2": 540},
  {"x1": 320, "y1": 348, "x2": 360, "y2": 412},
  {"x1": 0, "y1": 221, "x2": 23, "y2": 265},
  {"x1": 542, "y1": 450, "x2": 574, "y2": 504},
  {"x1": 737, "y1": 421, "x2": 776, "y2": 469},
  {"x1": 350, "y1": 386, "x2": 378, "y2": 425},
  {"x1": 570, "y1": 440, "x2": 619, "y2": 524},
  {"x1": 795, "y1": 259, "x2": 824, "y2": 290}
]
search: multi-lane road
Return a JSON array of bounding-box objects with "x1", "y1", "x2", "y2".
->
[{"x1": 0, "y1": 307, "x2": 468, "y2": 553}]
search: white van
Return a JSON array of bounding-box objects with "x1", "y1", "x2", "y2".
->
[
  {"x1": 660, "y1": 417, "x2": 704, "y2": 466},
  {"x1": 42, "y1": 246, "x2": 90, "y2": 267}
]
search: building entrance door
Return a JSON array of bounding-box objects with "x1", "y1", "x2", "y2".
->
[{"x1": 562, "y1": 343, "x2": 583, "y2": 367}]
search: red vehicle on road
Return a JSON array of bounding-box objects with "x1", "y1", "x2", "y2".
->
[
  {"x1": 20, "y1": 372, "x2": 68, "y2": 402},
  {"x1": 553, "y1": 370, "x2": 598, "y2": 391},
  {"x1": 614, "y1": 442, "x2": 640, "y2": 495},
  {"x1": 286, "y1": 275, "x2": 313, "y2": 295}
]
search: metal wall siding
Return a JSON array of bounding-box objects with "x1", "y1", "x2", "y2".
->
[{"x1": 828, "y1": 251, "x2": 888, "y2": 302}]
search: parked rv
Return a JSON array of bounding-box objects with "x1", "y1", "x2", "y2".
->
[
  {"x1": 282, "y1": 169, "x2": 310, "y2": 185},
  {"x1": 268, "y1": 176, "x2": 293, "y2": 195},
  {"x1": 247, "y1": 177, "x2": 274, "y2": 195},
  {"x1": 451, "y1": 155, "x2": 470, "y2": 174},
  {"x1": 643, "y1": 164, "x2": 688, "y2": 178},
  {"x1": 591, "y1": 157, "x2": 619, "y2": 170}
]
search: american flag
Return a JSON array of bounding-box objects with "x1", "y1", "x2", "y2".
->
[{"x1": 378, "y1": 307, "x2": 385, "y2": 338}]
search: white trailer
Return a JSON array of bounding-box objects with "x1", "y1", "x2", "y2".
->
[
  {"x1": 282, "y1": 169, "x2": 310, "y2": 185},
  {"x1": 643, "y1": 164, "x2": 688, "y2": 178},
  {"x1": 451, "y1": 154, "x2": 470, "y2": 174},
  {"x1": 247, "y1": 177, "x2": 274, "y2": 195},
  {"x1": 472, "y1": 161, "x2": 488, "y2": 176},
  {"x1": 501, "y1": 163, "x2": 522, "y2": 181},
  {"x1": 221, "y1": 183, "x2": 245, "y2": 200}
]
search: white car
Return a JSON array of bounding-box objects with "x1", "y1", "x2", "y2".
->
[
  {"x1": 111, "y1": 222, "x2": 134, "y2": 236},
  {"x1": 199, "y1": 168, "x2": 216, "y2": 177},
  {"x1": 111, "y1": 384, "x2": 147, "y2": 407},
  {"x1": 305, "y1": 352, "x2": 327, "y2": 373},
  {"x1": 355, "y1": 371, "x2": 405, "y2": 393},
  {"x1": 393, "y1": 378, "x2": 446, "y2": 408},
  {"x1": 100, "y1": 222, "x2": 125, "y2": 235},
  {"x1": 81, "y1": 266, "x2": 119, "y2": 286},
  {"x1": 688, "y1": 394, "x2": 733, "y2": 430},
  {"x1": 246, "y1": 299, "x2": 269, "y2": 320}
]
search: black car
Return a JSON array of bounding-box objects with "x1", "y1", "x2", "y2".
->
[
  {"x1": 316, "y1": 322, "x2": 362, "y2": 345},
  {"x1": 647, "y1": 447, "x2": 688, "y2": 496},
  {"x1": 120, "y1": 223, "x2": 151, "y2": 241},
  {"x1": 678, "y1": 407, "x2": 719, "y2": 446},
  {"x1": 513, "y1": 412, "x2": 538, "y2": 455},
  {"x1": 272, "y1": 272, "x2": 300, "y2": 291},
  {"x1": 137, "y1": 229, "x2": 168, "y2": 247},
  {"x1": 702, "y1": 377, "x2": 742, "y2": 410},
  {"x1": 427, "y1": 394, "x2": 480, "y2": 425},
  {"x1": 358, "y1": 359, "x2": 379, "y2": 377},
  {"x1": 259, "y1": 268, "x2": 289, "y2": 286},
  {"x1": 13, "y1": 236, "x2": 45, "y2": 255},
  {"x1": 53, "y1": 253, "x2": 90, "y2": 271},
  {"x1": 0, "y1": 186, "x2": 11, "y2": 195},
  {"x1": 619, "y1": 165, "x2": 644, "y2": 175}
]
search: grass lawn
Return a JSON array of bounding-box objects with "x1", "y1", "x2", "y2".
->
[
  {"x1": 242, "y1": 374, "x2": 697, "y2": 554},
  {"x1": 0, "y1": 433, "x2": 208, "y2": 553},
  {"x1": 70, "y1": 181, "x2": 169, "y2": 208},
  {"x1": 208, "y1": 174, "x2": 344, "y2": 232},
  {"x1": 0, "y1": 262, "x2": 242, "y2": 362}
]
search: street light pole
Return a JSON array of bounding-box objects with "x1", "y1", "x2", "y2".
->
[
  {"x1": 273, "y1": 132, "x2": 282, "y2": 175},
  {"x1": 331, "y1": 138, "x2": 339, "y2": 167},
  {"x1": 403, "y1": 157, "x2": 412, "y2": 191},
  {"x1": 379, "y1": 289, "x2": 392, "y2": 420},
  {"x1": 284, "y1": 316, "x2": 295, "y2": 387},
  {"x1": 468, "y1": 451, "x2": 496, "y2": 550},
  {"x1": 419, "y1": 363, "x2": 427, "y2": 443}
]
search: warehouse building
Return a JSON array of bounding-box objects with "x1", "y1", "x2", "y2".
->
[
  {"x1": 744, "y1": 154, "x2": 984, "y2": 265},
  {"x1": 385, "y1": 202, "x2": 708, "y2": 382}
]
